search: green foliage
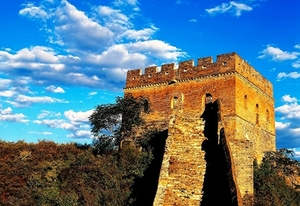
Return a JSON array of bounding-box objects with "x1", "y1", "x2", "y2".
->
[
  {"x1": 0, "y1": 139, "x2": 153, "y2": 205},
  {"x1": 254, "y1": 149, "x2": 300, "y2": 206},
  {"x1": 92, "y1": 134, "x2": 115, "y2": 155},
  {"x1": 0, "y1": 95, "x2": 154, "y2": 205},
  {"x1": 89, "y1": 94, "x2": 148, "y2": 154}
]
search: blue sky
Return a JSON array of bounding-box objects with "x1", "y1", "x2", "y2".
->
[{"x1": 0, "y1": 0, "x2": 299, "y2": 155}]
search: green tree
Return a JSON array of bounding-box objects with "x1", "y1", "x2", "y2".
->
[
  {"x1": 254, "y1": 149, "x2": 300, "y2": 206},
  {"x1": 87, "y1": 94, "x2": 154, "y2": 205},
  {"x1": 89, "y1": 94, "x2": 148, "y2": 154}
]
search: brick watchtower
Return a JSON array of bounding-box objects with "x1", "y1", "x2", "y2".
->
[{"x1": 124, "y1": 52, "x2": 275, "y2": 205}]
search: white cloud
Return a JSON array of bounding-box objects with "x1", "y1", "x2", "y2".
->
[
  {"x1": 290, "y1": 148, "x2": 300, "y2": 160},
  {"x1": 55, "y1": 1, "x2": 114, "y2": 51},
  {"x1": 0, "y1": 79, "x2": 12, "y2": 89},
  {"x1": 37, "y1": 110, "x2": 61, "y2": 119},
  {"x1": 276, "y1": 104, "x2": 300, "y2": 149},
  {"x1": 275, "y1": 96, "x2": 300, "y2": 128},
  {"x1": 1, "y1": 107, "x2": 12, "y2": 114},
  {"x1": 101, "y1": 67, "x2": 128, "y2": 83},
  {"x1": 0, "y1": 107, "x2": 29, "y2": 123},
  {"x1": 0, "y1": 1, "x2": 186, "y2": 91},
  {"x1": 0, "y1": 90, "x2": 15, "y2": 97},
  {"x1": 295, "y1": 44, "x2": 300, "y2": 49},
  {"x1": 259, "y1": 45, "x2": 299, "y2": 61},
  {"x1": 19, "y1": 3, "x2": 49, "y2": 21},
  {"x1": 121, "y1": 27, "x2": 158, "y2": 41},
  {"x1": 7, "y1": 94, "x2": 68, "y2": 107},
  {"x1": 126, "y1": 40, "x2": 187, "y2": 60},
  {"x1": 67, "y1": 130, "x2": 92, "y2": 139},
  {"x1": 281, "y1": 94, "x2": 298, "y2": 103},
  {"x1": 38, "y1": 110, "x2": 50, "y2": 119},
  {"x1": 0, "y1": 46, "x2": 64, "y2": 72},
  {"x1": 98, "y1": 5, "x2": 129, "y2": 26},
  {"x1": 113, "y1": 0, "x2": 140, "y2": 10},
  {"x1": 45, "y1": 85, "x2": 65, "y2": 93},
  {"x1": 63, "y1": 73, "x2": 103, "y2": 87},
  {"x1": 230, "y1": 2, "x2": 252, "y2": 16},
  {"x1": 275, "y1": 121, "x2": 290, "y2": 130},
  {"x1": 275, "y1": 102, "x2": 300, "y2": 116},
  {"x1": 189, "y1": 19, "x2": 198, "y2": 23},
  {"x1": 34, "y1": 119, "x2": 76, "y2": 131},
  {"x1": 19, "y1": 46, "x2": 59, "y2": 63},
  {"x1": 88, "y1": 91, "x2": 97, "y2": 96},
  {"x1": 275, "y1": 98, "x2": 300, "y2": 148},
  {"x1": 17, "y1": 94, "x2": 55, "y2": 103},
  {"x1": 64, "y1": 109, "x2": 94, "y2": 123},
  {"x1": 29, "y1": 131, "x2": 53, "y2": 135},
  {"x1": 277, "y1": 72, "x2": 300, "y2": 80},
  {"x1": 206, "y1": 1, "x2": 252, "y2": 17},
  {"x1": 292, "y1": 60, "x2": 300, "y2": 68},
  {"x1": 34, "y1": 109, "x2": 94, "y2": 140}
]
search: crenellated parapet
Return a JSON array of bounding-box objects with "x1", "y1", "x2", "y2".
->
[{"x1": 125, "y1": 52, "x2": 272, "y2": 98}]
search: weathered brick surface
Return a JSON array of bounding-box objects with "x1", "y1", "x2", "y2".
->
[
  {"x1": 124, "y1": 52, "x2": 275, "y2": 205},
  {"x1": 153, "y1": 114, "x2": 206, "y2": 206}
]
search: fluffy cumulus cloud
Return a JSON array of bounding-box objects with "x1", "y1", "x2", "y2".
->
[
  {"x1": 259, "y1": 45, "x2": 300, "y2": 61},
  {"x1": 64, "y1": 109, "x2": 93, "y2": 123},
  {"x1": 19, "y1": 3, "x2": 49, "y2": 20},
  {"x1": 0, "y1": 0, "x2": 186, "y2": 91},
  {"x1": 45, "y1": 85, "x2": 65, "y2": 93},
  {"x1": 281, "y1": 94, "x2": 298, "y2": 103},
  {"x1": 55, "y1": 2, "x2": 114, "y2": 52},
  {"x1": 34, "y1": 119, "x2": 76, "y2": 130},
  {"x1": 33, "y1": 109, "x2": 94, "y2": 140},
  {"x1": 275, "y1": 95, "x2": 300, "y2": 149},
  {"x1": 0, "y1": 90, "x2": 15, "y2": 98},
  {"x1": 205, "y1": 1, "x2": 253, "y2": 17},
  {"x1": 277, "y1": 72, "x2": 300, "y2": 80},
  {"x1": 258, "y1": 45, "x2": 300, "y2": 80},
  {"x1": 292, "y1": 60, "x2": 300, "y2": 69},
  {"x1": 0, "y1": 107, "x2": 29, "y2": 123}
]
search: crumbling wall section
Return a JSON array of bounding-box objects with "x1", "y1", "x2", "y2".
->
[
  {"x1": 228, "y1": 138, "x2": 254, "y2": 202},
  {"x1": 220, "y1": 128, "x2": 243, "y2": 205},
  {"x1": 153, "y1": 114, "x2": 206, "y2": 206}
]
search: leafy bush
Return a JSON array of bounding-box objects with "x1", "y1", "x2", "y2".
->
[{"x1": 254, "y1": 149, "x2": 300, "y2": 206}]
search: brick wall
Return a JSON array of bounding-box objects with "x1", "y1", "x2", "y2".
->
[
  {"x1": 153, "y1": 114, "x2": 206, "y2": 205},
  {"x1": 124, "y1": 52, "x2": 276, "y2": 205}
]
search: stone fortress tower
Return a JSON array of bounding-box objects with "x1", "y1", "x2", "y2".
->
[{"x1": 124, "y1": 52, "x2": 276, "y2": 205}]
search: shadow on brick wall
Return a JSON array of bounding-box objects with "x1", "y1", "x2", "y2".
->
[
  {"x1": 131, "y1": 130, "x2": 168, "y2": 206},
  {"x1": 200, "y1": 100, "x2": 236, "y2": 206}
]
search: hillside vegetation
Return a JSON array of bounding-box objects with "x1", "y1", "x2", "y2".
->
[{"x1": 0, "y1": 140, "x2": 153, "y2": 206}]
